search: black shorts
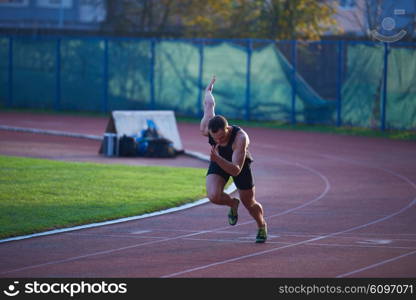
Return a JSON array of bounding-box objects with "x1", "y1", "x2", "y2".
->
[{"x1": 207, "y1": 160, "x2": 254, "y2": 190}]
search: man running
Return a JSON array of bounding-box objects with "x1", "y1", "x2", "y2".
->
[{"x1": 199, "y1": 76, "x2": 267, "y2": 243}]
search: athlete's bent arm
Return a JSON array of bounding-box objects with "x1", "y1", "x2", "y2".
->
[
  {"x1": 200, "y1": 76, "x2": 216, "y2": 136},
  {"x1": 210, "y1": 132, "x2": 248, "y2": 177}
]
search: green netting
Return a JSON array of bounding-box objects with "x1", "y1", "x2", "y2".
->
[
  {"x1": 108, "y1": 39, "x2": 151, "y2": 111},
  {"x1": 13, "y1": 38, "x2": 56, "y2": 109},
  {"x1": 61, "y1": 39, "x2": 104, "y2": 112},
  {"x1": 274, "y1": 44, "x2": 335, "y2": 123},
  {"x1": 386, "y1": 46, "x2": 416, "y2": 130},
  {"x1": 341, "y1": 43, "x2": 416, "y2": 130},
  {"x1": 1, "y1": 36, "x2": 415, "y2": 130},
  {"x1": 203, "y1": 42, "x2": 248, "y2": 119},
  {"x1": 250, "y1": 44, "x2": 295, "y2": 121},
  {"x1": 341, "y1": 44, "x2": 384, "y2": 128},
  {"x1": 296, "y1": 42, "x2": 339, "y2": 101},
  {"x1": 154, "y1": 40, "x2": 200, "y2": 115}
]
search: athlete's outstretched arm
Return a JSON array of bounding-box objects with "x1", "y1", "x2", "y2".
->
[{"x1": 200, "y1": 75, "x2": 216, "y2": 136}]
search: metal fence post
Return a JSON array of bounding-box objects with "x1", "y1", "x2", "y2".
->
[
  {"x1": 197, "y1": 39, "x2": 204, "y2": 118},
  {"x1": 7, "y1": 36, "x2": 13, "y2": 108},
  {"x1": 102, "y1": 38, "x2": 109, "y2": 113},
  {"x1": 149, "y1": 39, "x2": 156, "y2": 110},
  {"x1": 291, "y1": 40, "x2": 297, "y2": 125},
  {"x1": 336, "y1": 40, "x2": 344, "y2": 127},
  {"x1": 55, "y1": 38, "x2": 61, "y2": 111},
  {"x1": 381, "y1": 42, "x2": 389, "y2": 131},
  {"x1": 245, "y1": 39, "x2": 252, "y2": 121}
]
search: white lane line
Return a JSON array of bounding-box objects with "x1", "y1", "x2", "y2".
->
[
  {"x1": 0, "y1": 125, "x2": 229, "y2": 244},
  {"x1": 0, "y1": 125, "x2": 103, "y2": 141},
  {"x1": 131, "y1": 230, "x2": 151, "y2": 234},
  {"x1": 0, "y1": 158, "x2": 329, "y2": 275},
  {"x1": 162, "y1": 197, "x2": 416, "y2": 278},
  {"x1": 0, "y1": 181, "x2": 236, "y2": 245},
  {"x1": 161, "y1": 161, "x2": 416, "y2": 278},
  {"x1": 158, "y1": 160, "x2": 335, "y2": 278},
  {"x1": 336, "y1": 250, "x2": 416, "y2": 278},
  {"x1": 183, "y1": 238, "x2": 265, "y2": 244},
  {"x1": 0, "y1": 230, "x2": 212, "y2": 275},
  {"x1": 4, "y1": 121, "x2": 414, "y2": 277},
  {"x1": 310, "y1": 242, "x2": 416, "y2": 251},
  {"x1": 356, "y1": 239, "x2": 392, "y2": 245},
  {"x1": 161, "y1": 235, "x2": 329, "y2": 278},
  {"x1": 275, "y1": 231, "x2": 416, "y2": 238},
  {"x1": 322, "y1": 154, "x2": 416, "y2": 277},
  {"x1": 66, "y1": 233, "x2": 170, "y2": 239},
  {"x1": 183, "y1": 237, "x2": 416, "y2": 250}
]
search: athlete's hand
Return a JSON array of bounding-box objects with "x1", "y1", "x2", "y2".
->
[
  {"x1": 206, "y1": 75, "x2": 216, "y2": 92},
  {"x1": 204, "y1": 75, "x2": 216, "y2": 107},
  {"x1": 210, "y1": 145, "x2": 221, "y2": 163}
]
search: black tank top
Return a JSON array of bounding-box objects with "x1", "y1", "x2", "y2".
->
[{"x1": 208, "y1": 125, "x2": 253, "y2": 163}]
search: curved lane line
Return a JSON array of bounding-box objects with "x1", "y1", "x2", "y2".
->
[
  {"x1": 161, "y1": 157, "x2": 416, "y2": 277},
  {"x1": 3, "y1": 126, "x2": 414, "y2": 277},
  {"x1": 336, "y1": 249, "x2": 416, "y2": 278},
  {"x1": 0, "y1": 125, "x2": 240, "y2": 244},
  {"x1": 0, "y1": 155, "x2": 330, "y2": 275}
]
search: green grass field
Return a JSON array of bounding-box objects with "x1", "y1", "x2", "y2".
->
[{"x1": 0, "y1": 155, "x2": 207, "y2": 239}]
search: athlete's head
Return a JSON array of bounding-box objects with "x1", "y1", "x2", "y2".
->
[{"x1": 208, "y1": 115, "x2": 229, "y2": 144}]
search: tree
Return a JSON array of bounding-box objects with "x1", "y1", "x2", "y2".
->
[
  {"x1": 181, "y1": 0, "x2": 261, "y2": 38},
  {"x1": 182, "y1": 0, "x2": 339, "y2": 40},
  {"x1": 102, "y1": 0, "x2": 339, "y2": 40},
  {"x1": 103, "y1": 0, "x2": 182, "y2": 36},
  {"x1": 257, "y1": 0, "x2": 338, "y2": 40}
]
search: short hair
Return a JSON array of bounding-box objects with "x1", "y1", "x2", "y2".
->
[{"x1": 208, "y1": 115, "x2": 228, "y2": 133}]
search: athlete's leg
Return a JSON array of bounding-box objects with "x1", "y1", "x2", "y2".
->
[
  {"x1": 206, "y1": 174, "x2": 239, "y2": 208},
  {"x1": 238, "y1": 187, "x2": 266, "y2": 228}
]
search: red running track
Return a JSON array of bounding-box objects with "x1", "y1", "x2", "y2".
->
[{"x1": 0, "y1": 111, "x2": 415, "y2": 278}]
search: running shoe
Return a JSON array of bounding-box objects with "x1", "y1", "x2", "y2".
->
[
  {"x1": 256, "y1": 224, "x2": 267, "y2": 243},
  {"x1": 228, "y1": 198, "x2": 239, "y2": 226}
]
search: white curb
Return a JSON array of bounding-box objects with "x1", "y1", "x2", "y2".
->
[{"x1": 0, "y1": 125, "x2": 237, "y2": 243}]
